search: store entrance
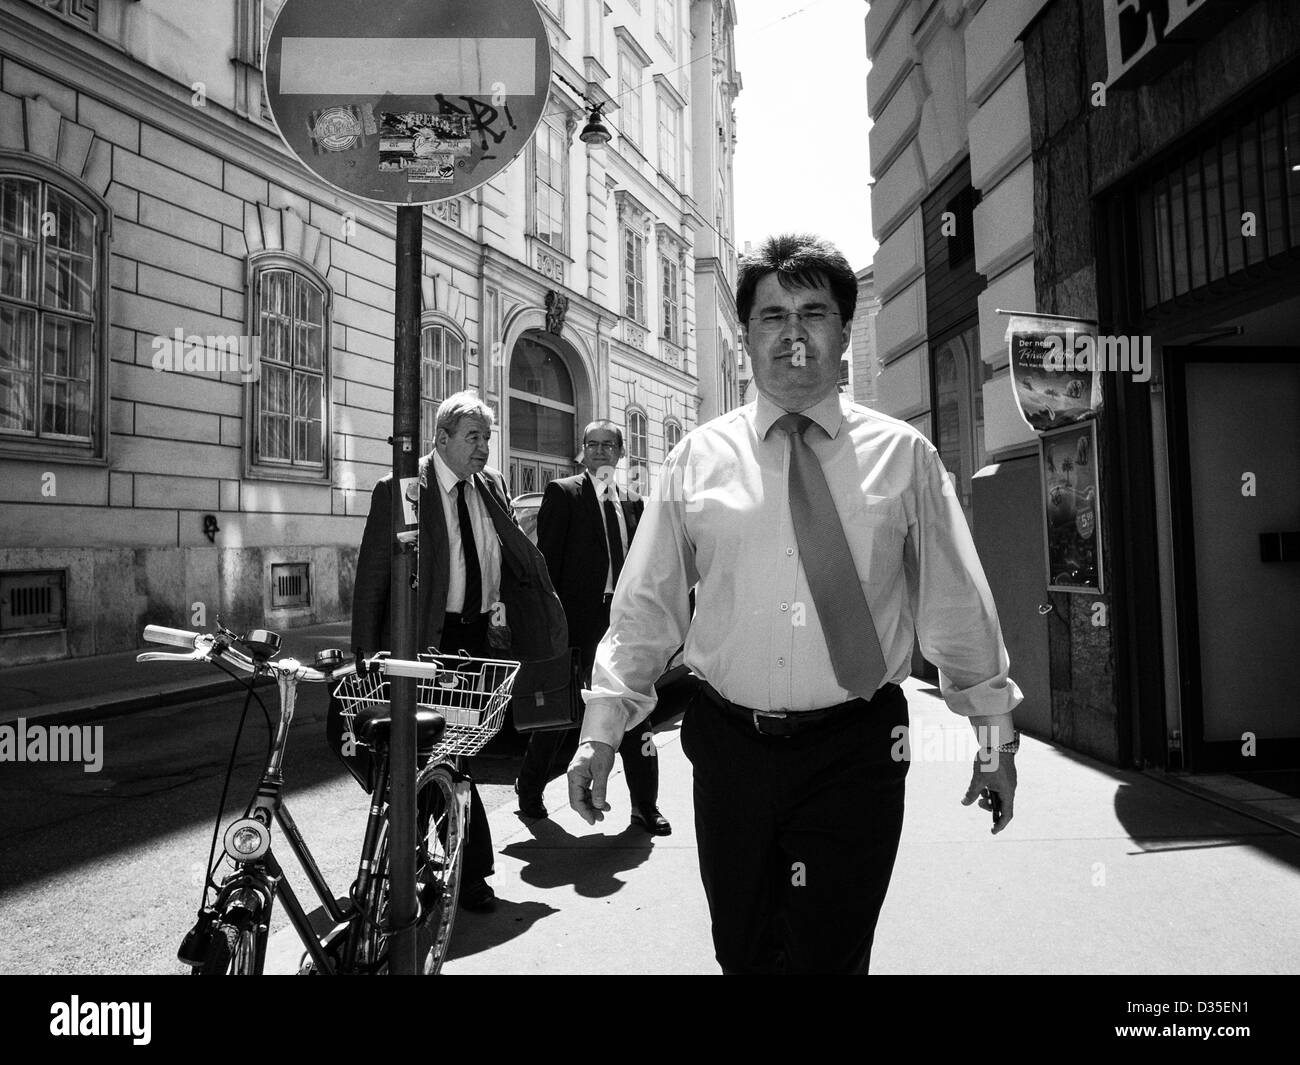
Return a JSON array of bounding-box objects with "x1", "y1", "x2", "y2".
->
[{"x1": 1170, "y1": 348, "x2": 1300, "y2": 771}]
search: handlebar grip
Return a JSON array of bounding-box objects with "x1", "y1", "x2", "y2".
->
[{"x1": 144, "y1": 625, "x2": 200, "y2": 648}]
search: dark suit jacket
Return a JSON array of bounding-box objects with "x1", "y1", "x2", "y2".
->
[
  {"x1": 351, "y1": 456, "x2": 568, "y2": 665},
  {"x1": 536, "y1": 472, "x2": 643, "y2": 651}
]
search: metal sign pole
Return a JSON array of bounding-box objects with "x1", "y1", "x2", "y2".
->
[{"x1": 388, "y1": 204, "x2": 423, "y2": 974}]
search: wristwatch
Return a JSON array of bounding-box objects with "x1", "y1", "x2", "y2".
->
[{"x1": 989, "y1": 729, "x2": 1020, "y2": 755}]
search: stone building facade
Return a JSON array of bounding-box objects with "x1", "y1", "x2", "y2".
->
[
  {"x1": 0, "y1": 0, "x2": 741, "y2": 664},
  {"x1": 864, "y1": 0, "x2": 1300, "y2": 772}
]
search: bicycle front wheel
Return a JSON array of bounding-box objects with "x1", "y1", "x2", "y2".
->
[
  {"x1": 194, "y1": 914, "x2": 260, "y2": 975},
  {"x1": 358, "y1": 761, "x2": 465, "y2": 975}
]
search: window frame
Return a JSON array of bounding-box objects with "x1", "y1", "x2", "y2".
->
[
  {"x1": 419, "y1": 314, "x2": 467, "y2": 449},
  {"x1": 0, "y1": 157, "x2": 110, "y2": 466},
  {"x1": 530, "y1": 111, "x2": 569, "y2": 253},
  {"x1": 656, "y1": 88, "x2": 681, "y2": 183},
  {"x1": 655, "y1": 0, "x2": 677, "y2": 56},
  {"x1": 626, "y1": 405, "x2": 649, "y2": 493},
  {"x1": 243, "y1": 251, "x2": 333, "y2": 483},
  {"x1": 664, "y1": 416, "x2": 682, "y2": 453},
  {"x1": 617, "y1": 48, "x2": 645, "y2": 147},
  {"x1": 622, "y1": 224, "x2": 647, "y2": 325},
  {"x1": 660, "y1": 252, "x2": 680, "y2": 344}
]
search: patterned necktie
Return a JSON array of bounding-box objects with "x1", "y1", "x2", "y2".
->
[
  {"x1": 602, "y1": 489, "x2": 625, "y2": 585},
  {"x1": 455, "y1": 480, "x2": 482, "y2": 615},
  {"x1": 775, "y1": 412, "x2": 888, "y2": 700}
]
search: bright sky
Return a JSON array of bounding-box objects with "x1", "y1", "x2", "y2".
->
[{"x1": 732, "y1": 0, "x2": 876, "y2": 272}]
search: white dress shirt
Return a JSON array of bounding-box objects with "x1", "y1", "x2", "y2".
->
[
  {"x1": 430, "y1": 450, "x2": 501, "y2": 614},
  {"x1": 581, "y1": 391, "x2": 1023, "y2": 749},
  {"x1": 588, "y1": 470, "x2": 630, "y2": 596}
]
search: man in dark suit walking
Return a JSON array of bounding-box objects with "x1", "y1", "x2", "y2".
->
[
  {"x1": 351, "y1": 391, "x2": 569, "y2": 911},
  {"x1": 515, "y1": 420, "x2": 670, "y2": 835}
]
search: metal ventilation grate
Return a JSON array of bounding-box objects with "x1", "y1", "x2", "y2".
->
[
  {"x1": 270, "y1": 562, "x2": 311, "y2": 608},
  {"x1": 0, "y1": 570, "x2": 67, "y2": 632}
]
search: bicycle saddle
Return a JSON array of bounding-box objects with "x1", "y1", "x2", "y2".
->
[{"x1": 352, "y1": 704, "x2": 447, "y2": 748}]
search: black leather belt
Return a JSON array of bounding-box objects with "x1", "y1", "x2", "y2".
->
[
  {"x1": 443, "y1": 610, "x2": 489, "y2": 626},
  {"x1": 701, "y1": 682, "x2": 900, "y2": 738}
]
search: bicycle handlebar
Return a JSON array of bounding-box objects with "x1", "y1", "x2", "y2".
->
[
  {"x1": 139, "y1": 625, "x2": 444, "y2": 682},
  {"x1": 143, "y1": 624, "x2": 200, "y2": 649}
]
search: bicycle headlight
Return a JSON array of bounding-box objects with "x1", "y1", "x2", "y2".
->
[{"x1": 224, "y1": 818, "x2": 270, "y2": 862}]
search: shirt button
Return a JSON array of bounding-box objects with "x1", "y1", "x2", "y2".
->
[
  {"x1": 785, "y1": 547, "x2": 794, "y2": 556},
  {"x1": 777, "y1": 657, "x2": 785, "y2": 668},
  {"x1": 780, "y1": 602, "x2": 788, "y2": 612}
]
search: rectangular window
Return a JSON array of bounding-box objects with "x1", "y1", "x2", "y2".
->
[
  {"x1": 623, "y1": 226, "x2": 645, "y2": 324},
  {"x1": 256, "y1": 268, "x2": 325, "y2": 469},
  {"x1": 655, "y1": 0, "x2": 677, "y2": 53},
  {"x1": 657, "y1": 91, "x2": 681, "y2": 181},
  {"x1": 660, "y1": 255, "x2": 679, "y2": 344},
  {"x1": 534, "y1": 117, "x2": 567, "y2": 251},
  {"x1": 618, "y1": 50, "x2": 644, "y2": 146}
]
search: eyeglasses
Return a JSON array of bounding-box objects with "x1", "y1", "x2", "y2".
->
[
  {"x1": 747, "y1": 309, "x2": 842, "y2": 333},
  {"x1": 584, "y1": 441, "x2": 620, "y2": 451}
]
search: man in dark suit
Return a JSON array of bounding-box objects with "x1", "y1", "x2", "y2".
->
[
  {"x1": 351, "y1": 391, "x2": 569, "y2": 911},
  {"x1": 515, "y1": 420, "x2": 670, "y2": 835}
]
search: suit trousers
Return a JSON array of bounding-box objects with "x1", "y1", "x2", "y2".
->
[
  {"x1": 679, "y1": 683, "x2": 909, "y2": 975},
  {"x1": 517, "y1": 599, "x2": 659, "y2": 810},
  {"x1": 439, "y1": 611, "x2": 494, "y2": 886}
]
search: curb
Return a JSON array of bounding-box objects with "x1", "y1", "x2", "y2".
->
[{"x1": 1, "y1": 675, "x2": 277, "y2": 729}]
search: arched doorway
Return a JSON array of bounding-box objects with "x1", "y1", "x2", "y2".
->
[{"x1": 507, "y1": 330, "x2": 578, "y2": 496}]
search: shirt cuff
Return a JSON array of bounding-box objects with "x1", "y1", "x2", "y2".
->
[{"x1": 578, "y1": 698, "x2": 632, "y2": 749}]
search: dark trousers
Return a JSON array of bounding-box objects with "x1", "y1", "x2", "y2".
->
[
  {"x1": 517, "y1": 599, "x2": 659, "y2": 810},
  {"x1": 439, "y1": 611, "x2": 494, "y2": 886},
  {"x1": 680, "y1": 684, "x2": 909, "y2": 975}
]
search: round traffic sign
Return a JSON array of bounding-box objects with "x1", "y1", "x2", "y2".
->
[{"x1": 264, "y1": 0, "x2": 553, "y2": 205}]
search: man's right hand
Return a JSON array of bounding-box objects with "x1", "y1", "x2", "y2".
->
[{"x1": 568, "y1": 740, "x2": 616, "y2": 825}]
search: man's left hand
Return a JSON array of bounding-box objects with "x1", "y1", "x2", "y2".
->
[{"x1": 961, "y1": 749, "x2": 1016, "y2": 835}]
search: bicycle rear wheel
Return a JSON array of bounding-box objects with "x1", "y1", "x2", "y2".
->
[
  {"x1": 357, "y1": 761, "x2": 465, "y2": 974},
  {"x1": 194, "y1": 913, "x2": 260, "y2": 975}
]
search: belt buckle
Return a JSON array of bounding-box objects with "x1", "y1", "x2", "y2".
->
[{"x1": 751, "y1": 708, "x2": 792, "y2": 737}]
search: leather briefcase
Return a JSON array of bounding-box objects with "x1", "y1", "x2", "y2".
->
[{"x1": 511, "y1": 647, "x2": 582, "y2": 733}]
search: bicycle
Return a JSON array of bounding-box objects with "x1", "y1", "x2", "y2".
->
[{"x1": 137, "y1": 620, "x2": 518, "y2": 975}]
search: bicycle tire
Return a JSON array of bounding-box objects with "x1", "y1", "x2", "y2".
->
[
  {"x1": 194, "y1": 915, "x2": 260, "y2": 975},
  {"x1": 357, "y1": 761, "x2": 465, "y2": 975}
]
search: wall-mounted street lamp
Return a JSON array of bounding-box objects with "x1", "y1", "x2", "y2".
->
[
  {"x1": 554, "y1": 69, "x2": 612, "y2": 147},
  {"x1": 579, "y1": 104, "x2": 611, "y2": 146}
]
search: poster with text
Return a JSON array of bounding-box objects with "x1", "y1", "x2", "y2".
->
[{"x1": 1007, "y1": 314, "x2": 1102, "y2": 431}]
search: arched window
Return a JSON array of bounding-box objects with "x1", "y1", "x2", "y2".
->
[
  {"x1": 420, "y1": 318, "x2": 465, "y2": 445},
  {"x1": 507, "y1": 332, "x2": 576, "y2": 495},
  {"x1": 664, "y1": 417, "x2": 682, "y2": 452},
  {"x1": 626, "y1": 406, "x2": 648, "y2": 492},
  {"x1": 0, "y1": 172, "x2": 104, "y2": 454},
  {"x1": 249, "y1": 256, "x2": 330, "y2": 475}
]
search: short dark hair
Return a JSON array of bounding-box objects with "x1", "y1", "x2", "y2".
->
[
  {"x1": 582, "y1": 419, "x2": 624, "y2": 449},
  {"x1": 736, "y1": 233, "x2": 857, "y2": 325}
]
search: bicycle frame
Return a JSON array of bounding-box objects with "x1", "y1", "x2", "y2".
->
[{"x1": 140, "y1": 624, "x2": 487, "y2": 975}]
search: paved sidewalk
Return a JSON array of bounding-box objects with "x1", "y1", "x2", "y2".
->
[{"x1": 443, "y1": 678, "x2": 1300, "y2": 974}]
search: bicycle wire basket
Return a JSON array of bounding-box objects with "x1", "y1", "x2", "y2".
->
[{"x1": 333, "y1": 651, "x2": 521, "y2": 761}]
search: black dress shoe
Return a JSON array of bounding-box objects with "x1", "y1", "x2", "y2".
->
[
  {"x1": 630, "y1": 806, "x2": 672, "y2": 836},
  {"x1": 514, "y1": 780, "x2": 548, "y2": 820},
  {"x1": 459, "y1": 880, "x2": 496, "y2": 912}
]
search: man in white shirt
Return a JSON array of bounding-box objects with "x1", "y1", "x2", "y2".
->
[
  {"x1": 517, "y1": 422, "x2": 668, "y2": 834},
  {"x1": 567, "y1": 234, "x2": 1023, "y2": 973}
]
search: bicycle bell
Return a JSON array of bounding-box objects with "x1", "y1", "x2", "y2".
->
[{"x1": 244, "y1": 629, "x2": 282, "y2": 661}]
